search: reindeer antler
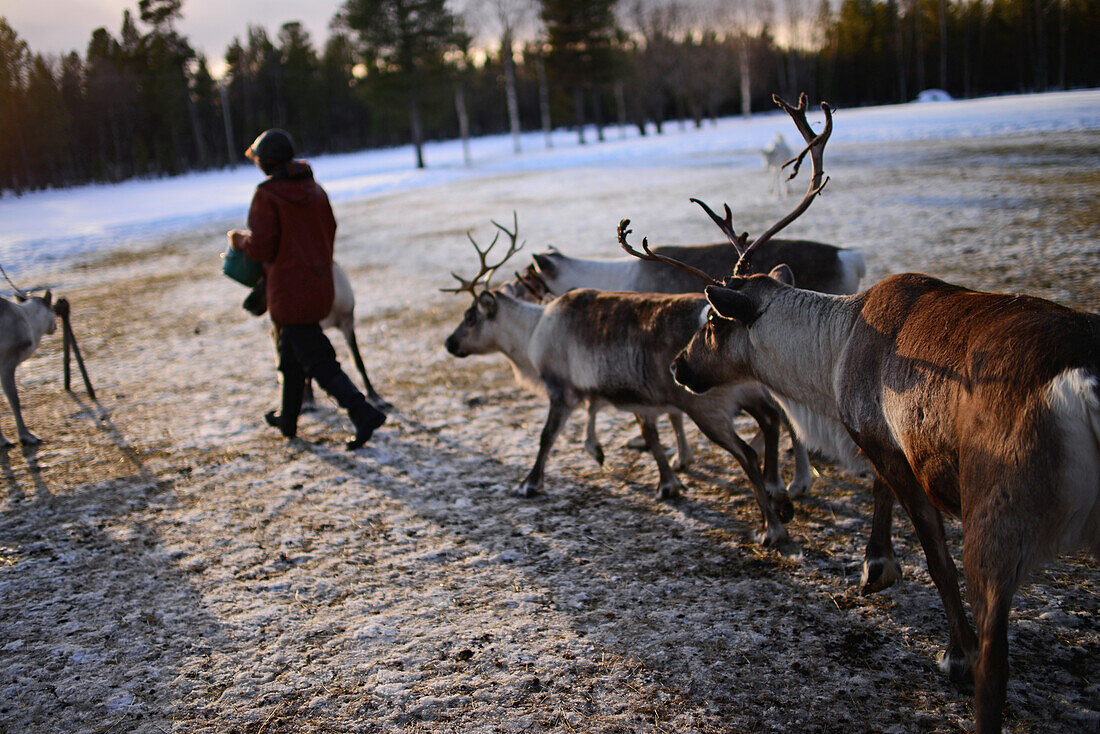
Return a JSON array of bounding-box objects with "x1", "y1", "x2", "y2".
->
[
  {"x1": 618, "y1": 93, "x2": 832, "y2": 284},
  {"x1": 441, "y1": 212, "x2": 526, "y2": 297},
  {"x1": 688, "y1": 198, "x2": 750, "y2": 258},
  {"x1": 514, "y1": 264, "x2": 551, "y2": 300},
  {"x1": 694, "y1": 93, "x2": 833, "y2": 278},
  {"x1": 0, "y1": 264, "x2": 29, "y2": 299},
  {"x1": 617, "y1": 219, "x2": 720, "y2": 287}
]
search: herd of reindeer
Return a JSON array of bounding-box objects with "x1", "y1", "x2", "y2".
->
[{"x1": 440, "y1": 96, "x2": 1099, "y2": 733}]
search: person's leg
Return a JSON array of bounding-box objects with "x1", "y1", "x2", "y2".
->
[
  {"x1": 266, "y1": 325, "x2": 306, "y2": 438},
  {"x1": 283, "y1": 324, "x2": 385, "y2": 449}
]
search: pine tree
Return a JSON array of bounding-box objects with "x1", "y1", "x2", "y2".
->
[{"x1": 336, "y1": 0, "x2": 464, "y2": 168}]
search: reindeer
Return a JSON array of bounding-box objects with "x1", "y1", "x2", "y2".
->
[
  {"x1": 0, "y1": 271, "x2": 56, "y2": 446},
  {"x1": 762, "y1": 132, "x2": 794, "y2": 196},
  {"x1": 653, "y1": 94, "x2": 1098, "y2": 733},
  {"x1": 244, "y1": 262, "x2": 390, "y2": 411},
  {"x1": 528, "y1": 238, "x2": 864, "y2": 298},
  {"x1": 443, "y1": 216, "x2": 796, "y2": 545},
  {"x1": 498, "y1": 266, "x2": 698, "y2": 475},
  {"x1": 520, "y1": 234, "x2": 866, "y2": 494}
]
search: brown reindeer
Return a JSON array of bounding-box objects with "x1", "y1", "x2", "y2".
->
[{"x1": 648, "y1": 94, "x2": 1099, "y2": 733}]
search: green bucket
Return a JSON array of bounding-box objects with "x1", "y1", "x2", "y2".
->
[{"x1": 221, "y1": 244, "x2": 263, "y2": 287}]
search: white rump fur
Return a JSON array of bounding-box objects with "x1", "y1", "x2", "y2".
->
[
  {"x1": 836, "y1": 250, "x2": 866, "y2": 296},
  {"x1": 1046, "y1": 368, "x2": 1100, "y2": 557}
]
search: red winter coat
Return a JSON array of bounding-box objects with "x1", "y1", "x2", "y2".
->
[{"x1": 240, "y1": 161, "x2": 336, "y2": 326}]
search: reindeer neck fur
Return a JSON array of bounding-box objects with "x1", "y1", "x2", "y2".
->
[
  {"x1": 15, "y1": 298, "x2": 55, "y2": 347},
  {"x1": 490, "y1": 294, "x2": 547, "y2": 392},
  {"x1": 747, "y1": 285, "x2": 867, "y2": 471},
  {"x1": 748, "y1": 286, "x2": 859, "y2": 410}
]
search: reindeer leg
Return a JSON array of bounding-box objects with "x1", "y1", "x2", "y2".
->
[
  {"x1": 783, "y1": 414, "x2": 814, "y2": 498},
  {"x1": 964, "y1": 492, "x2": 1028, "y2": 734},
  {"x1": 583, "y1": 401, "x2": 605, "y2": 466},
  {"x1": 636, "y1": 414, "x2": 684, "y2": 500},
  {"x1": 341, "y1": 320, "x2": 391, "y2": 411},
  {"x1": 886, "y1": 472, "x2": 978, "y2": 684},
  {"x1": 860, "y1": 478, "x2": 901, "y2": 593},
  {"x1": 301, "y1": 379, "x2": 317, "y2": 411},
  {"x1": 743, "y1": 403, "x2": 793, "y2": 522},
  {"x1": 518, "y1": 390, "x2": 576, "y2": 498},
  {"x1": 692, "y1": 412, "x2": 789, "y2": 546},
  {"x1": 669, "y1": 411, "x2": 693, "y2": 471},
  {"x1": 0, "y1": 363, "x2": 36, "y2": 446}
]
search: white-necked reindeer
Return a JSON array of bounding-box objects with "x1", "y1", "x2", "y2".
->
[
  {"x1": 443, "y1": 217, "x2": 796, "y2": 545},
  {"x1": 0, "y1": 276, "x2": 56, "y2": 446},
  {"x1": 519, "y1": 231, "x2": 866, "y2": 494},
  {"x1": 658, "y1": 94, "x2": 1098, "y2": 734},
  {"x1": 244, "y1": 262, "x2": 390, "y2": 410}
]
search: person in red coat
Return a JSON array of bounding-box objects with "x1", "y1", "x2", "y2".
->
[{"x1": 229, "y1": 129, "x2": 385, "y2": 450}]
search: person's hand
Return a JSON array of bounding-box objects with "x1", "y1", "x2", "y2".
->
[{"x1": 227, "y1": 229, "x2": 249, "y2": 251}]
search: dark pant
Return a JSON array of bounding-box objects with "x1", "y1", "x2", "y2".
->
[{"x1": 275, "y1": 323, "x2": 377, "y2": 435}]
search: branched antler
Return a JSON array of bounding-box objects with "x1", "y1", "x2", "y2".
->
[
  {"x1": 618, "y1": 93, "x2": 832, "y2": 285},
  {"x1": 688, "y1": 198, "x2": 749, "y2": 257},
  {"x1": 441, "y1": 211, "x2": 526, "y2": 297},
  {"x1": 617, "y1": 219, "x2": 719, "y2": 287},
  {"x1": 0, "y1": 264, "x2": 29, "y2": 299},
  {"x1": 693, "y1": 93, "x2": 833, "y2": 278},
  {"x1": 514, "y1": 264, "x2": 551, "y2": 300}
]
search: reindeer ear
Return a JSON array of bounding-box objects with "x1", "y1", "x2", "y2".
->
[
  {"x1": 43, "y1": 290, "x2": 52, "y2": 307},
  {"x1": 705, "y1": 285, "x2": 759, "y2": 324},
  {"x1": 532, "y1": 252, "x2": 557, "y2": 277},
  {"x1": 768, "y1": 264, "x2": 795, "y2": 286},
  {"x1": 477, "y1": 290, "x2": 498, "y2": 317}
]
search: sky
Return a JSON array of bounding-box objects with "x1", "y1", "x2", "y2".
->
[{"x1": 0, "y1": 0, "x2": 342, "y2": 70}]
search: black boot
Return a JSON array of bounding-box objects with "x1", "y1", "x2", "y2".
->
[
  {"x1": 347, "y1": 402, "x2": 387, "y2": 451},
  {"x1": 316, "y1": 370, "x2": 386, "y2": 450},
  {"x1": 266, "y1": 374, "x2": 305, "y2": 439}
]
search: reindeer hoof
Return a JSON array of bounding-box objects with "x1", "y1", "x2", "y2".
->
[
  {"x1": 786, "y1": 478, "x2": 812, "y2": 499},
  {"x1": 0, "y1": 438, "x2": 13, "y2": 449},
  {"x1": 860, "y1": 557, "x2": 902, "y2": 594},
  {"x1": 655, "y1": 480, "x2": 683, "y2": 501},
  {"x1": 937, "y1": 648, "x2": 975, "y2": 686},
  {"x1": 19, "y1": 434, "x2": 41, "y2": 446},
  {"x1": 514, "y1": 481, "x2": 540, "y2": 498},
  {"x1": 756, "y1": 525, "x2": 789, "y2": 547},
  {"x1": 368, "y1": 394, "x2": 393, "y2": 413},
  {"x1": 585, "y1": 443, "x2": 605, "y2": 466}
]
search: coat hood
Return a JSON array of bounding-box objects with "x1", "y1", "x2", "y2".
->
[{"x1": 257, "y1": 160, "x2": 317, "y2": 205}]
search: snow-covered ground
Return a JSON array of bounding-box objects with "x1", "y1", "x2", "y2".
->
[
  {"x1": 0, "y1": 91, "x2": 1097, "y2": 733},
  {"x1": 2, "y1": 90, "x2": 1099, "y2": 278}
]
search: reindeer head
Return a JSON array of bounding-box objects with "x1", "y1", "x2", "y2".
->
[
  {"x1": 671, "y1": 266, "x2": 795, "y2": 394},
  {"x1": 3, "y1": 266, "x2": 56, "y2": 336},
  {"x1": 443, "y1": 213, "x2": 525, "y2": 358}
]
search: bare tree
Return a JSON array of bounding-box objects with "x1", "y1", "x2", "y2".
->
[
  {"x1": 462, "y1": 0, "x2": 539, "y2": 153},
  {"x1": 709, "y1": 0, "x2": 775, "y2": 118}
]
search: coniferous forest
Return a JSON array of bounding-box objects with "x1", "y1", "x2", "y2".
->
[{"x1": 1, "y1": 0, "x2": 1097, "y2": 194}]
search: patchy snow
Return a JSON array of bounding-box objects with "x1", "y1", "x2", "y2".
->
[{"x1": 0, "y1": 91, "x2": 1097, "y2": 733}]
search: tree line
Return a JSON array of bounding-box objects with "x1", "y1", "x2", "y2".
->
[{"x1": 1, "y1": 0, "x2": 1097, "y2": 195}]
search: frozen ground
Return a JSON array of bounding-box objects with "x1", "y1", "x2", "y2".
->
[{"x1": 0, "y1": 95, "x2": 1098, "y2": 733}]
